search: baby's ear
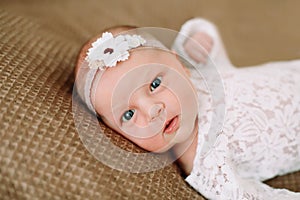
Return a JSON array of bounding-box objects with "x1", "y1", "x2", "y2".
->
[{"x1": 171, "y1": 50, "x2": 191, "y2": 77}]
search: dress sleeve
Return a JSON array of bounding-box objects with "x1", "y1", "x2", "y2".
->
[
  {"x1": 172, "y1": 18, "x2": 233, "y2": 71},
  {"x1": 186, "y1": 135, "x2": 300, "y2": 200}
]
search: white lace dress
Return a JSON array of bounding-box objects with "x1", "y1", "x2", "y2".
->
[{"x1": 173, "y1": 18, "x2": 300, "y2": 200}]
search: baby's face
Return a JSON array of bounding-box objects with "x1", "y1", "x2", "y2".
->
[{"x1": 92, "y1": 48, "x2": 198, "y2": 153}]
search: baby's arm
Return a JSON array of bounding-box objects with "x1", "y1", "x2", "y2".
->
[
  {"x1": 187, "y1": 136, "x2": 300, "y2": 200},
  {"x1": 172, "y1": 18, "x2": 234, "y2": 71}
]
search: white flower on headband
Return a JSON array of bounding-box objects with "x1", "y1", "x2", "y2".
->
[{"x1": 86, "y1": 32, "x2": 146, "y2": 70}]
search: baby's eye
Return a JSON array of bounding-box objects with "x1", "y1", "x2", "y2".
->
[
  {"x1": 150, "y1": 76, "x2": 162, "y2": 92},
  {"x1": 122, "y1": 109, "x2": 135, "y2": 122}
]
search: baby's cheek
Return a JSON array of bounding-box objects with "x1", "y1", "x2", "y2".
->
[
  {"x1": 164, "y1": 88, "x2": 181, "y2": 111},
  {"x1": 121, "y1": 118, "x2": 164, "y2": 139}
]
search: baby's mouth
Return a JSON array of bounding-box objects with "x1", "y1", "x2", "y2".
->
[{"x1": 163, "y1": 115, "x2": 179, "y2": 134}]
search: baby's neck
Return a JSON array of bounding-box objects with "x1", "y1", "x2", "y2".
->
[{"x1": 173, "y1": 118, "x2": 198, "y2": 176}]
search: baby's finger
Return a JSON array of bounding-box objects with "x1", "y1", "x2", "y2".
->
[
  {"x1": 186, "y1": 45, "x2": 208, "y2": 63},
  {"x1": 194, "y1": 33, "x2": 213, "y2": 54},
  {"x1": 192, "y1": 41, "x2": 211, "y2": 63}
]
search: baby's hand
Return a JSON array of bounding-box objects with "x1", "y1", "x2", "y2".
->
[{"x1": 183, "y1": 32, "x2": 213, "y2": 64}]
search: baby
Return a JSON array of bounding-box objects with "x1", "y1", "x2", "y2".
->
[{"x1": 74, "y1": 18, "x2": 300, "y2": 199}]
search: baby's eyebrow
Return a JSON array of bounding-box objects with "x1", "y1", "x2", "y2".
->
[{"x1": 112, "y1": 102, "x2": 125, "y2": 113}]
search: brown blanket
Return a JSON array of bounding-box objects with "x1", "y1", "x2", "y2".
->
[{"x1": 0, "y1": 0, "x2": 299, "y2": 199}]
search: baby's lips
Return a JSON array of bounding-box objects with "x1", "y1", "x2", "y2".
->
[{"x1": 163, "y1": 115, "x2": 180, "y2": 135}]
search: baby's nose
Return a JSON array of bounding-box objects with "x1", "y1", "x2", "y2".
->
[{"x1": 149, "y1": 103, "x2": 164, "y2": 121}]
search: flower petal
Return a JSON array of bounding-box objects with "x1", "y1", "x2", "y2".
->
[{"x1": 85, "y1": 32, "x2": 146, "y2": 69}]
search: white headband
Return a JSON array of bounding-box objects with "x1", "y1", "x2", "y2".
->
[{"x1": 76, "y1": 31, "x2": 168, "y2": 113}]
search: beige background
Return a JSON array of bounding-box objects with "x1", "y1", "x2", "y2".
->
[{"x1": 2, "y1": 0, "x2": 300, "y2": 66}]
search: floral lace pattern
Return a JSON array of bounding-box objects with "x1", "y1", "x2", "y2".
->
[{"x1": 174, "y1": 18, "x2": 300, "y2": 200}]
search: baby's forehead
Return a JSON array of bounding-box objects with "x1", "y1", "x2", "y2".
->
[
  {"x1": 97, "y1": 49, "x2": 177, "y2": 89},
  {"x1": 101, "y1": 48, "x2": 177, "y2": 78},
  {"x1": 98, "y1": 54, "x2": 185, "y2": 101}
]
